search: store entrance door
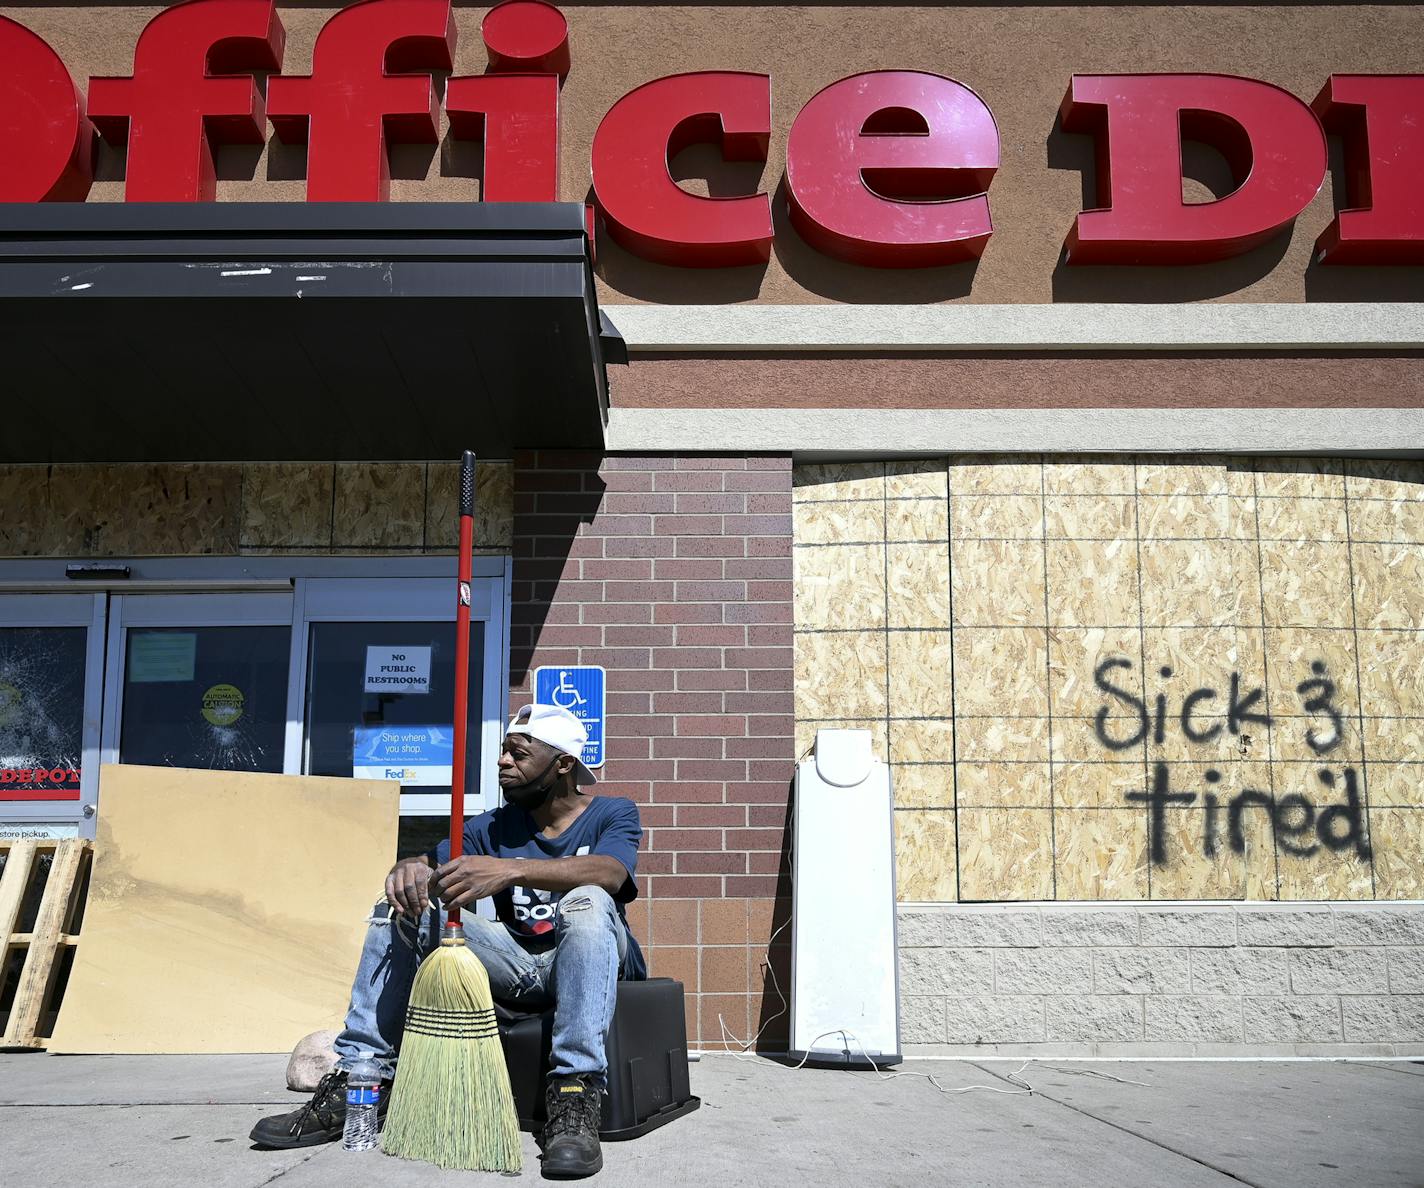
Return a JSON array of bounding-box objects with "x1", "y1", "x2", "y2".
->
[
  {"x1": 100, "y1": 593, "x2": 295, "y2": 777},
  {"x1": 0, "y1": 558, "x2": 509, "y2": 841},
  {"x1": 294, "y1": 578, "x2": 501, "y2": 816},
  {"x1": 0, "y1": 594, "x2": 106, "y2": 837}
]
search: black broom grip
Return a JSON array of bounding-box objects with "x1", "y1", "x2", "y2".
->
[{"x1": 459, "y1": 450, "x2": 477, "y2": 517}]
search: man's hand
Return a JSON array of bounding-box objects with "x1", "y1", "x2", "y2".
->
[
  {"x1": 433, "y1": 856, "x2": 514, "y2": 909},
  {"x1": 385, "y1": 858, "x2": 434, "y2": 917}
]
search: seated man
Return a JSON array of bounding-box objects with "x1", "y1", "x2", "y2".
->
[{"x1": 252, "y1": 703, "x2": 645, "y2": 1179}]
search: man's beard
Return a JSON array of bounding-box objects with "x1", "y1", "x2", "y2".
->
[{"x1": 502, "y1": 753, "x2": 562, "y2": 810}]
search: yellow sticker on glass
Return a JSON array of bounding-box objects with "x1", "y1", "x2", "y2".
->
[{"x1": 201, "y1": 683, "x2": 245, "y2": 727}]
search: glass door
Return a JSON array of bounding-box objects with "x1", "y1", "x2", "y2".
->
[
  {"x1": 0, "y1": 594, "x2": 106, "y2": 837},
  {"x1": 100, "y1": 593, "x2": 295, "y2": 775},
  {"x1": 294, "y1": 577, "x2": 505, "y2": 816}
]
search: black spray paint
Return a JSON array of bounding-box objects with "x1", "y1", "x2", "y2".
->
[{"x1": 1092, "y1": 657, "x2": 1370, "y2": 867}]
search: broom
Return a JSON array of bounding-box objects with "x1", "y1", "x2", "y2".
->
[{"x1": 380, "y1": 449, "x2": 523, "y2": 1172}]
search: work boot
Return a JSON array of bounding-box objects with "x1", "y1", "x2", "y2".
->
[
  {"x1": 248, "y1": 1068, "x2": 391, "y2": 1149},
  {"x1": 540, "y1": 1073, "x2": 604, "y2": 1179}
]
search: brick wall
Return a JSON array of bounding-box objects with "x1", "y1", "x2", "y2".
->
[
  {"x1": 509, "y1": 451, "x2": 795, "y2": 1050},
  {"x1": 900, "y1": 903, "x2": 1424, "y2": 1055}
]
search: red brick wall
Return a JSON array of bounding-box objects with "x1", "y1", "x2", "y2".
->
[{"x1": 509, "y1": 451, "x2": 794, "y2": 1050}]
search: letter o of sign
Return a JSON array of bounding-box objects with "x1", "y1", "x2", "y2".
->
[{"x1": 0, "y1": 17, "x2": 93, "y2": 202}]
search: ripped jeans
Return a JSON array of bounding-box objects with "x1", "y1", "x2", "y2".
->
[{"x1": 333, "y1": 884, "x2": 635, "y2": 1086}]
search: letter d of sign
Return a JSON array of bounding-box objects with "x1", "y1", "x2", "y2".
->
[
  {"x1": 0, "y1": 17, "x2": 93, "y2": 202},
  {"x1": 592, "y1": 72, "x2": 774, "y2": 267},
  {"x1": 86, "y1": 0, "x2": 285, "y2": 202},
  {"x1": 785, "y1": 72, "x2": 999, "y2": 267},
  {"x1": 1061, "y1": 74, "x2": 1327, "y2": 264},
  {"x1": 1312, "y1": 75, "x2": 1424, "y2": 265}
]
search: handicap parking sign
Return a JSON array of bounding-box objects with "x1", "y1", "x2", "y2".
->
[{"x1": 533, "y1": 665, "x2": 606, "y2": 769}]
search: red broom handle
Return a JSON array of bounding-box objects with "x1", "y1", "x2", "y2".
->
[{"x1": 447, "y1": 449, "x2": 477, "y2": 929}]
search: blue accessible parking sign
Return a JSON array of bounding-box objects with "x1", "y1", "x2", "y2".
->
[{"x1": 533, "y1": 665, "x2": 606, "y2": 769}]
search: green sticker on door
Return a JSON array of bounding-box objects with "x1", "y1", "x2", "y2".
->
[{"x1": 130, "y1": 632, "x2": 197, "y2": 682}]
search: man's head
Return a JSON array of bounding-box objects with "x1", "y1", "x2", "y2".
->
[{"x1": 498, "y1": 703, "x2": 596, "y2": 810}]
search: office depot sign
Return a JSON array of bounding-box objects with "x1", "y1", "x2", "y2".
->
[{"x1": 2, "y1": 0, "x2": 1421, "y2": 267}]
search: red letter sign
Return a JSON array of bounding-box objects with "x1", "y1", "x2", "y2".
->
[
  {"x1": 0, "y1": 17, "x2": 92, "y2": 202},
  {"x1": 480, "y1": 0, "x2": 569, "y2": 79},
  {"x1": 266, "y1": 0, "x2": 455, "y2": 201},
  {"x1": 1062, "y1": 74, "x2": 1327, "y2": 264},
  {"x1": 591, "y1": 72, "x2": 773, "y2": 267},
  {"x1": 87, "y1": 0, "x2": 284, "y2": 202},
  {"x1": 446, "y1": 76, "x2": 560, "y2": 201},
  {"x1": 785, "y1": 71, "x2": 999, "y2": 267},
  {"x1": 1312, "y1": 75, "x2": 1424, "y2": 265},
  {"x1": 444, "y1": 1, "x2": 566, "y2": 202}
]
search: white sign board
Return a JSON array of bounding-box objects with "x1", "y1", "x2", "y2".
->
[
  {"x1": 364, "y1": 646, "x2": 431, "y2": 694},
  {"x1": 0, "y1": 821, "x2": 80, "y2": 840}
]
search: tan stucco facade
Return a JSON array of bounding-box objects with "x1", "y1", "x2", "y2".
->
[{"x1": 6, "y1": 3, "x2": 1423, "y2": 305}]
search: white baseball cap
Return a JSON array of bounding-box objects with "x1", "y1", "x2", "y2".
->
[{"x1": 506, "y1": 703, "x2": 598, "y2": 785}]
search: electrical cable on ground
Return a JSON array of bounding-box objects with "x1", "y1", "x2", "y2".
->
[
  {"x1": 715, "y1": 747, "x2": 1148, "y2": 1101},
  {"x1": 717, "y1": 917, "x2": 1035, "y2": 1097}
]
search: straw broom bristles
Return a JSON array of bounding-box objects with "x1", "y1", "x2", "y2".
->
[{"x1": 381, "y1": 937, "x2": 524, "y2": 1172}]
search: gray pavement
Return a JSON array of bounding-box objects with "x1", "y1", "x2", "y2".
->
[{"x1": 2, "y1": 1052, "x2": 1422, "y2": 1188}]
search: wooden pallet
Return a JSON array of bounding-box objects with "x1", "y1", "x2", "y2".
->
[{"x1": 0, "y1": 838, "x2": 91, "y2": 1050}]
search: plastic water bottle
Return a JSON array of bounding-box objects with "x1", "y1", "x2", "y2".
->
[{"x1": 341, "y1": 1056, "x2": 383, "y2": 1152}]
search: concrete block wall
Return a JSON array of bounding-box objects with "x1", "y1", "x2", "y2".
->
[{"x1": 899, "y1": 903, "x2": 1424, "y2": 1056}]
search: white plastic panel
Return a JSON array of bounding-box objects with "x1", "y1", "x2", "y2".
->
[{"x1": 790, "y1": 729, "x2": 901, "y2": 1065}]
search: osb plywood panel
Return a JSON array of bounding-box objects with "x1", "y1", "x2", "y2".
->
[
  {"x1": 240, "y1": 464, "x2": 335, "y2": 549},
  {"x1": 8, "y1": 464, "x2": 244, "y2": 556},
  {"x1": 793, "y1": 456, "x2": 1424, "y2": 904},
  {"x1": 0, "y1": 461, "x2": 515, "y2": 557},
  {"x1": 49, "y1": 765, "x2": 397, "y2": 1053}
]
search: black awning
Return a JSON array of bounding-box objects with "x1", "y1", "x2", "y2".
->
[{"x1": 0, "y1": 202, "x2": 620, "y2": 462}]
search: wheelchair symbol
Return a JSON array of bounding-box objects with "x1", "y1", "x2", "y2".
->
[{"x1": 551, "y1": 670, "x2": 587, "y2": 711}]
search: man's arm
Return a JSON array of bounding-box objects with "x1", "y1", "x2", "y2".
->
[{"x1": 433, "y1": 854, "x2": 628, "y2": 910}]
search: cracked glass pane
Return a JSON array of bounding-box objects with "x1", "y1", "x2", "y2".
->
[
  {"x1": 0, "y1": 627, "x2": 86, "y2": 801},
  {"x1": 120, "y1": 626, "x2": 289, "y2": 772}
]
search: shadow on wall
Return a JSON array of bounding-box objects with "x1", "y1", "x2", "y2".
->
[
  {"x1": 1046, "y1": 110, "x2": 1424, "y2": 302},
  {"x1": 592, "y1": 137, "x2": 981, "y2": 304},
  {"x1": 752, "y1": 781, "x2": 794, "y2": 1054},
  {"x1": 594, "y1": 104, "x2": 1424, "y2": 306},
  {"x1": 1304, "y1": 135, "x2": 1424, "y2": 300},
  {"x1": 507, "y1": 456, "x2": 607, "y2": 691},
  {"x1": 1045, "y1": 119, "x2": 1294, "y2": 302}
]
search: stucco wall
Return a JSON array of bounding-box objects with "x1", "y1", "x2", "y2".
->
[{"x1": 6, "y1": 3, "x2": 1422, "y2": 305}]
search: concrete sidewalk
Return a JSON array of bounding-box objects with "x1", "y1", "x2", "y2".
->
[{"x1": 2, "y1": 1053, "x2": 1421, "y2": 1188}]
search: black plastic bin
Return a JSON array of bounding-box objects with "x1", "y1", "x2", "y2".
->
[{"x1": 496, "y1": 977, "x2": 701, "y2": 1140}]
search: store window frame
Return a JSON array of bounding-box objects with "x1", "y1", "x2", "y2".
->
[
  {"x1": 0, "y1": 593, "x2": 106, "y2": 830},
  {"x1": 291, "y1": 575, "x2": 508, "y2": 815},
  {"x1": 0, "y1": 554, "x2": 512, "y2": 828},
  {"x1": 99, "y1": 591, "x2": 297, "y2": 776}
]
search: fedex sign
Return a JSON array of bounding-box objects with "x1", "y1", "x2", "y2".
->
[{"x1": 1, "y1": 0, "x2": 1421, "y2": 267}]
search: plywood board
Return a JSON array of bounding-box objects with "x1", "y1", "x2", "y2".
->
[
  {"x1": 49, "y1": 765, "x2": 397, "y2": 1054},
  {"x1": 793, "y1": 456, "x2": 1424, "y2": 904}
]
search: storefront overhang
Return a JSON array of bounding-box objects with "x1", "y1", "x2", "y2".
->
[{"x1": 0, "y1": 202, "x2": 621, "y2": 462}]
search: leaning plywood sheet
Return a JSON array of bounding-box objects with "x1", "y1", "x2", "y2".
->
[{"x1": 49, "y1": 765, "x2": 398, "y2": 1054}]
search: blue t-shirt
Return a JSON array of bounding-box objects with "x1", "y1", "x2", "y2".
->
[{"x1": 429, "y1": 794, "x2": 646, "y2": 978}]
